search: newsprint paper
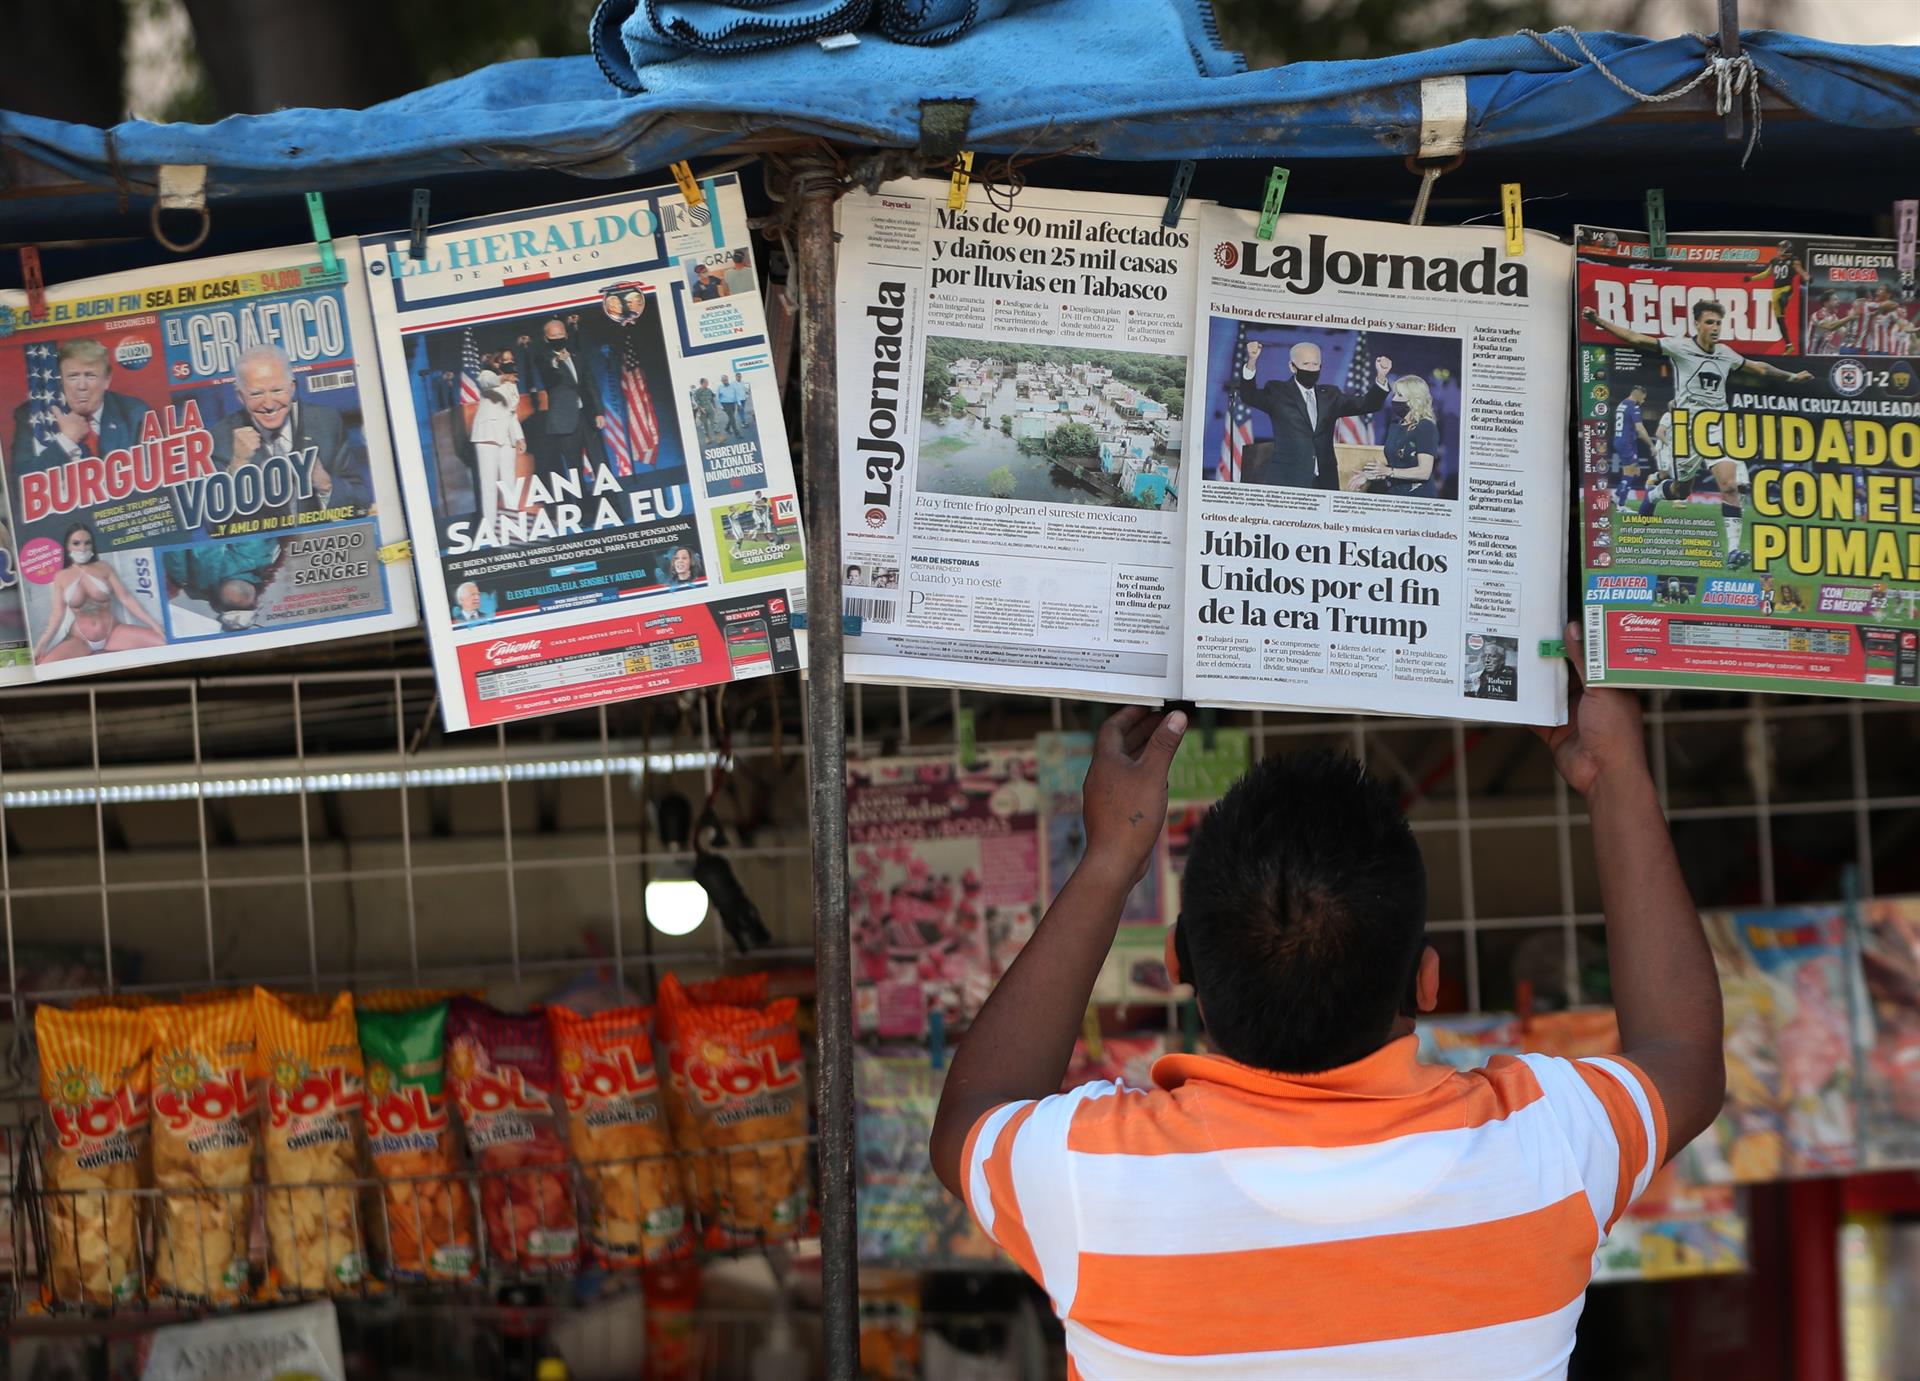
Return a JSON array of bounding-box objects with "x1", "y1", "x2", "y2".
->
[
  {"x1": 365, "y1": 176, "x2": 805, "y2": 730},
  {"x1": 1182, "y1": 206, "x2": 1572, "y2": 723},
  {"x1": 836, "y1": 179, "x2": 1199, "y2": 701}
]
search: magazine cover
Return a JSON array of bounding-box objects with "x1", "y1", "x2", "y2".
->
[
  {"x1": 1691, "y1": 906, "x2": 1857, "y2": 1182},
  {"x1": 836, "y1": 178, "x2": 1200, "y2": 701},
  {"x1": 1856, "y1": 895, "x2": 1920, "y2": 1167},
  {"x1": 0, "y1": 244, "x2": 417, "y2": 678},
  {"x1": 846, "y1": 751, "x2": 1040, "y2": 1039},
  {"x1": 1576, "y1": 227, "x2": 1920, "y2": 698},
  {"x1": 854, "y1": 1050, "x2": 999, "y2": 1266},
  {"x1": 363, "y1": 176, "x2": 804, "y2": 729},
  {"x1": 1183, "y1": 208, "x2": 1572, "y2": 722}
]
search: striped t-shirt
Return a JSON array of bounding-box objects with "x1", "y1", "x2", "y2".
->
[{"x1": 962, "y1": 1035, "x2": 1667, "y2": 1379}]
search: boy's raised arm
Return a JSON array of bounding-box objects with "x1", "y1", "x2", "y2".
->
[
  {"x1": 929, "y1": 706, "x2": 1188, "y2": 1197},
  {"x1": 1534, "y1": 626, "x2": 1727, "y2": 1157}
]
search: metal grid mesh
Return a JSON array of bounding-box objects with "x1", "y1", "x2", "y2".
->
[{"x1": 1, "y1": 666, "x2": 1915, "y2": 1046}]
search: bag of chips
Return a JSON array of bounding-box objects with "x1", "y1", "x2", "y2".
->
[
  {"x1": 548, "y1": 1003, "x2": 690, "y2": 1267},
  {"x1": 35, "y1": 1004, "x2": 151, "y2": 1306},
  {"x1": 654, "y1": 973, "x2": 809, "y2": 1248},
  {"x1": 446, "y1": 998, "x2": 579, "y2": 1270},
  {"x1": 357, "y1": 1001, "x2": 475, "y2": 1281},
  {"x1": 252, "y1": 989, "x2": 369, "y2": 1295},
  {"x1": 353, "y1": 988, "x2": 481, "y2": 1014},
  {"x1": 146, "y1": 994, "x2": 257, "y2": 1302}
]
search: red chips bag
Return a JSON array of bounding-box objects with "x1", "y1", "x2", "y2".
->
[
  {"x1": 548, "y1": 1004, "x2": 691, "y2": 1266},
  {"x1": 446, "y1": 998, "x2": 578, "y2": 1270}
]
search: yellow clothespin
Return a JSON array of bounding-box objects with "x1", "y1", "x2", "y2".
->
[
  {"x1": 947, "y1": 151, "x2": 974, "y2": 210},
  {"x1": 671, "y1": 161, "x2": 705, "y2": 208},
  {"x1": 1500, "y1": 183, "x2": 1524, "y2": 257}
]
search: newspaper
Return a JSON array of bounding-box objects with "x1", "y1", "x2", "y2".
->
[
  {"x1": 836, "y1": 179, "x2": 1200, "y2": 700},
  {"x1": 853, "y1": 1049, "x2": 1000, "y2": 1266},
  {"x1": 1183, "y1": 207, "x2": 1571, "y2": 721},
  {"x1": 0, "y1": 245, "x2": 417, "y2": 678},
  {"x1": 1856, "y1": 895, "x2": 1920, "y2": 1167},
  {"x1": 1576, "y1": 227, "x2": 1920, "y2": 699},
  {"x1": 363, "y1": 176, "x2": 804, "y2": 730}
]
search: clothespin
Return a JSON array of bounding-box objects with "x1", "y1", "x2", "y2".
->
[
  {"x1": 1080, "y1": 1004, "x2": 1105, "y2": 1063},
  {"x1": 947, "y1": 151, "x2": 974, "y2": 211},
  {"x1": 1538, "y1": 638, "x2": 1566, "y2": 659},
  {"x1": 956, "y1": 706, "x2": 979, "y2": 769},
  {"x1": 1646, "y1": 189, "x2": 1668, "y2": 261},
  {"x1": 1500, "y1": 183, "x2": 1524, "y2": 257},
  {"x1": 928, "y1": 1010, "x2": 947, "y2": 1071},
  {"x1": 1162, "y1": 160, "x2": 1196, "y2": 229},
  {"x1": 19, "y1": 247, "x2": 45, "y2": 318},
  {"x1": 304, "y1": 192, "x2": 337, "y2": 276},
  {"x1": 670, "y1": 161, "x2": 705, "y2": 209},
  {"x1": 1255, "y1": 166, "x2": 1289, "y2": 241},
  {"x1": 409, "y1": 189, "x2": 431, "y2": 262},
  {"x1": 1897, "y1": 200, "x2": 1918, "y2": 295}
]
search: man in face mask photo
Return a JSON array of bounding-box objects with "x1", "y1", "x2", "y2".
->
[
  {"x1": 1233, "y1": 337, "x2": 1391, "y2": 490},
  {"x1": 531, "y1": 316, "x2": 609, "y2": 487}
]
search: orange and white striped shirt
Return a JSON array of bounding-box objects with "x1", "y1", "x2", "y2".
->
[{"x1": 962, "y1": 1035, "x2": 1667, "y2": 1379}]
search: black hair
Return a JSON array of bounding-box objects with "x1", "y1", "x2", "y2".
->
[
  {"x1": 1176, "y1": 751, "x2": 1427, "y2": 1074},
  {"x1": 1692, "y1": 299, "x2": 1725, "y2": 321},
  {"x1": 60, "y1": 522, "x2": 97, "y2": 567}
]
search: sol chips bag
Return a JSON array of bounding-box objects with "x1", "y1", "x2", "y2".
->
[
  {"x1": 446, "y1": 999, "x2": 579, "y2": 1270},
  {"x1": 252, "y1": 989, "x2": 368, "y2": 1294},
  {"x1": 548, "y1": 1004, "x2": 690, "y2": 1266},
  {"x1": 36, "y1": 1004, "x2": 151, "y2": 1305},
  {"x1": 147, "y1": 995, "x2": 257, "y2": 1302},
  {"x1": 655, "y1": 974, "x2": 809, "y2": 1248},
  {"x1": 357, "y1": 1002, "x2": 475, "y2": 1281}
]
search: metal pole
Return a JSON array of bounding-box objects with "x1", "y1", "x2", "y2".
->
[
  {"x1": 1718, "y1": 0, "x2": 1744, "y2": 142},
  {"x1": 791, "y1": 151, "x2": 858, "y2": 1377}
]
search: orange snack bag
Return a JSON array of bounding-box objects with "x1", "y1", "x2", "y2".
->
[
  {"x1": 36, "y1": 1004, "x2": 151, "y2": 1306},
  {"x1": 146, "y1": 995, "x2": 258, "y2": 1302},
  {"x1": 252, "y1": 989, "x2": 368, "y2": 1294},
  {"x1": 358, "y1": 1001, "x2": 476, "y2": 1281},
  {"x1": 548, "y1": 1004, "x2": 691, "y2": 1266},
  {"x1": 655, "y1": 974, "x2": 809, "y2": 1248}
]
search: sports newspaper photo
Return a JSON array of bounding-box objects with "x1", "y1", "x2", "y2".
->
[
  {"x1": 0, "y1": 244, "x2": 418, "y2": 679},
  {"x1": 363, "y1": 176, "x2": 805, "y2": 730},
  {"x1": 1577, "y1": 226, "x2": 1920, "y2": 699},
  {"x1": 1182, "y1": 207, "x2": 1571, "y2": 722}
]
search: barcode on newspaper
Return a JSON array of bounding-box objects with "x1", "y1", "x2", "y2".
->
[
  {"x1": 844, "y1": 596, "x2": 896, "y2": 625},
  {"x1": 304, "y1": 369, "x2": 356, "y2": 392},
  {"x1": 789, "y1": 589, "x2": 807, "y2": 618},
  {"x1": 1584, "y1": 604, "x2": 1604, "y2": 683}
]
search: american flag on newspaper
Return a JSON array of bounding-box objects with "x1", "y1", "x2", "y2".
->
[
  {"x1": 457, "y1": 327, "x2": 483, "y2": 407},
  {"x1": 23, "y1": 341, "x2": 62, "y2": 451},
  {"x1": 598, "y1": 329, "x2": 661, "y2": 476},
  {"x1": 1217, "y1": 321, "x2": 1254, "y2": 483},
  {"x1": 1333, "y1": 332, "x2": 1376, "y2": 447}
]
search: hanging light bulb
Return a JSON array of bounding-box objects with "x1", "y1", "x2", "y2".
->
[{"x1": 645, "y1": 876, "x2": 710, "y2": 936}]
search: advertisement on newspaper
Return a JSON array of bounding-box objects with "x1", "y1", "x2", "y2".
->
[
  {"x1": 0, "y1": 245, "x2": 418, "y2": 679},
  {"x1": 1856, "y1": 895, "x2": 1920, "y2": 1168},
  {"x1": 1182, "y1": 207, "x2": 1571, "y2": 723},
  {"x1": 1576, "y1": 227, "x2": 1920, "y2": 699},
  {"x1": 836, "y1": 179, "x2": 1199, "y2": 701},
  {"x1": 363, "y1": 176, "x2": 804, "y2": 730}
]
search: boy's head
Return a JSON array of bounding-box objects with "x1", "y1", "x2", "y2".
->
[{"x1": 1174, "y1": 751, "x2": 1433, "y2": 1074}]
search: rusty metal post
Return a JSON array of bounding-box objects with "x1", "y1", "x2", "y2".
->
[
  {"x1": 1718, "y1": 0, "x2": 1744, "y2": 142},
  {"x1": 790, "y1": 152, "x2": 859, "y2": 1377}
]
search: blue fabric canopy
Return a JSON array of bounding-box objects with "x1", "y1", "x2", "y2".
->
[{"x1": 0, "y1": 5, "x2": 1915, "y2": 209}]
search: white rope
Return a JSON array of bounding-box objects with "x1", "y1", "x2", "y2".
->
[{"x1": 1517, "y1": 26, "x2": 1763, "y2": 166}]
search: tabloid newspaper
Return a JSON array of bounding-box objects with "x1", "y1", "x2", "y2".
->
[
  {"x1": 835, "y1": 179, "x2": 1200, "y2": 701},
  {"x1": 363, "y1": 175, "x2": 805, "y2": 731},
  {"x1": 1576, "y1": 227, "x2": 1920, "y2": 699},
  {"x1": 0, "y1": 245, "x2": 417, "y2": 679},
  {"x1": 1184, "y1": 207, "x2": 1571, "y2": 722}
]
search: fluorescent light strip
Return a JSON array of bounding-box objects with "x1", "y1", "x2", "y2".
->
[{"x1": 1, "y1": 751, "x2": 724, "y2": 809}]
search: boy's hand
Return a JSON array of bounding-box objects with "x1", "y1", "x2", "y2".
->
[
  {"x1": 1082, "y1": 706, "x2": 1188, "y2": 887},
  {"x1": 1532, "y1": 622, "x2": 1649, "y2": 800}
]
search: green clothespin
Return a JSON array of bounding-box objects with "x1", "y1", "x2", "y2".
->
[
  {"x1": 1538, "y1": 639, "x2": 1567, "y2": 659},
  {"x1": 305, "y1": 192, "x2": 337, "y2": 276},
  {"x1": 1255, "y1": 166, "x2": 1290, "y2": 241},
  {"x1": 1646, "y1": 189, "x2": 1668, "y2": 261},
  {"x1": 956, "y1": 706, "x2": 979, "y2": 768}
]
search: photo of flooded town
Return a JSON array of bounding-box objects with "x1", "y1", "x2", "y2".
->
[{"x1": 918, "y1": 337, "x2": 1184, "y2": 511}]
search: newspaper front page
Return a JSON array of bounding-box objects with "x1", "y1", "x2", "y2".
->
[
  {"x1": 1576, "y1": 226, "x2": 1920, "y2": 699},
  {"x1": 0, "y1": 244, "x2": 418, "y2": 679},
  {"x1": 364, "y1": 176, "x2": 805, "y2": 730},
  {"x1": 836, "y1": 179, "x2": 1199, "y2": 701},
  {"x1": 1181, "y1": 208, "x2": 1571, "y2": 723}
]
